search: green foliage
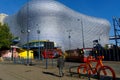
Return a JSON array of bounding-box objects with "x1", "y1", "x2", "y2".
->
[{"x1": 0, "y1": 23, "x2": 14, "y2": 49}]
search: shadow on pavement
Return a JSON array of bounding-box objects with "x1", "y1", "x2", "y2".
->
[
  {"x1": 0, "y1": 78, "x2": 3, "y2": 80},
  {"x1": 42, "y1": 71, "x2": 60, "y2": 77}
]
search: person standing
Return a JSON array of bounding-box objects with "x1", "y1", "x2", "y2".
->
[{"x1": 57, "y1": 54, "x2": 65, "y2": 77}]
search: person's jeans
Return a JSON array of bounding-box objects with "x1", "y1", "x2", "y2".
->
[{"x1": 59, "y1": 67, "x2": 64, "y2": 77}]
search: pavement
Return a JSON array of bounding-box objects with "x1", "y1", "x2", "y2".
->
[
  {"x1": 0, "y1": 60, "x2": 120, "y2": 80},
  {"x1": 0, "y1": 61, "x2": 79, "y2": 80}
]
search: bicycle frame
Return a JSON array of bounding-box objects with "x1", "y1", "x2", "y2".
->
[{"x1": 87, "y1": 56, "x2": 105, "y2": 74}]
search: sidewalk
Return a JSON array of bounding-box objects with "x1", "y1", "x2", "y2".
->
[
  {"x1": 0, "y1": 63, "x2": 80, "y2": 80},
  {"x1": 0, "y1": 61, "x2": 120, "y2": 80}
]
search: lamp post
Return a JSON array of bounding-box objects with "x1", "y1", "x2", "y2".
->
[
  {"x1": 67, "y1": 29, "x2": 72, "y2": 50},
  {"x1": 37, "y1": 29, "x2": 40, "y2": 60},
  {"x1": 98, "y1": 34, "x2": 102, "y2": 45},
  {"x1": 21, "y1": 29, "x2": 30, "y2": 65},
  {"x1": 78, "y1": 19, "x2": 85, "y2": 48},
  {"x1": 81, "y1": 20, "x2": 85, "y2": 48},
  {"x1": 26, "y1": 29, "x2": 30, "y2": 65}
]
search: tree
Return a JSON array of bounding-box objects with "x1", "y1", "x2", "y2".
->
[{"x1": 0, "y1": 23, "x2": 14, "y2": 49}]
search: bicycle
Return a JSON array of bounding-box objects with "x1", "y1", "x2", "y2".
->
[{"x1": 77, "y1": 56, "x2": 116, "y2": 80}]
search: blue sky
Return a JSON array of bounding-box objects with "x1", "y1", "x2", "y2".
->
[{"x1": 0, "y1": 0, "x2": 120, "y2": 40}]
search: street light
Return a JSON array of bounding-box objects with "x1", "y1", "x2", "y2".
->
[
  {"x1": 26, "y1": 29, "x2": 30, "y2": 66},
  {"x1": 37, "y1": 29, "x2": 40, "y2": 60},
  {"x1": 77, "y1": 19, "x2": 85, "y2": 48},
  {"x1": 98, "y1": 34, "x2": 102, "y2": 44},
  {"x1": 67, "y1": 29, "x2": 72, "y2": 50},
  {"x1": 21, "y1": 29, "x2": 30, "y2": 65}
]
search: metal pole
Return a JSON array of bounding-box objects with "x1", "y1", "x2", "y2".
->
[
  {"x1": 26, "y1": 0, "x2": 30, "y2": 66},
  {"x1": 77, "y1": 19, "x2": 85, "y2": 48},
  {"x1": 67, "y1": 30, "x2": 72, "y2": 50},
  {"x1": 69, "y1": 32, "x2": 71, "y2": 50},
  {"x1": 37, "y1": 30, "x2": 40, "y2": 60},
  {"x1": 81, "y1": 20, "x2": 85, "y2": 48},
  {"x1": 113, "y1": 17, "x2": 117, "y2": 46},
  {"x1": 46, "y1": 58, "x2": 48, "y2": 69},
  {"x1": 45, "y1": 50, "x2": 48, "y2": 69},
  {"x1": 27, "y1": 29, "x2": 30, "y2": 65}
]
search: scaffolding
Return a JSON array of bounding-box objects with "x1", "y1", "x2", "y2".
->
[{"x1": 112, "y1": 17, "x2": 120, "y2": 46}]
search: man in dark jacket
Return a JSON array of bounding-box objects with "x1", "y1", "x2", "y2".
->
[{"x1": 57, "y1": 55, "x2": 65, "y2": 77}]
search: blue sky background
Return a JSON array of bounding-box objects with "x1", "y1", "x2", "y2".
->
[{"x1": 0, "y1": 0, "x2": 120, "y2": 43}]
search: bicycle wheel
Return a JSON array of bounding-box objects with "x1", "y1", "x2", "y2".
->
[
  {"x1": 77, "y1": 64, "x2": 90, "y2": 78},
  {"x1": 98, "y1": 66, "x2": 116, "y2": 80}
]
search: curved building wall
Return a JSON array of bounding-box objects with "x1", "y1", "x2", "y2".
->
[{"x1": 3, "y1": 0, "x2": 110, "y2": 50}]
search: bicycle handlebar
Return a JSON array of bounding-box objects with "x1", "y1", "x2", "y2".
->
[
  {"x1": 97, "y1": 56, "x2": 104, "y2": 60},
  {"x1": 87, "y1": 56, "x2": 104, "y2": 62}
]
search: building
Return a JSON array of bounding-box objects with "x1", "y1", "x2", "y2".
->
[
  {"x1": 0, "y1": 0, "x2": 110, "y2": 50},
  {"x1": 0, "y1": 13, "x2": 8, "y2": 25}
]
